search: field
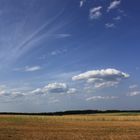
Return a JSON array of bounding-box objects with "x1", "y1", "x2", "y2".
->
[{"x1": 0, "y1": 113, "x2": 140, "y2": 140}]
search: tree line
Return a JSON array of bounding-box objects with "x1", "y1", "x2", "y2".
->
[{"x1": 0, "y1": 110, "x2": 139, "y2": 115}]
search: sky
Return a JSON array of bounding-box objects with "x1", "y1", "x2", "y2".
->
[{"x1": 0, "y1": 0, "x2": 140, "y2": 112}]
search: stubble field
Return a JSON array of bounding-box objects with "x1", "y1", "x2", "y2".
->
[{"x1": 0, "y1": 113, "x2": 140, "y2": 140}]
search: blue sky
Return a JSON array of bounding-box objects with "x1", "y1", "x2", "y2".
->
[{"x1": 0, "y1": 0, "x2": 140, "y2": 112}]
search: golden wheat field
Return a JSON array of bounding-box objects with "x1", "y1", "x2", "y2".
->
[{"x1": 0, "y1": 113, "x2": 140, "y2": 140}]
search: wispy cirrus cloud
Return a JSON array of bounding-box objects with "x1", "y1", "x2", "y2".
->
[
  {"x1": 14, "y1": 66, "x2": 42, "y2": 72},
  {"x1": 0, "y1": 7, "x2": 66, "y2": 67}
]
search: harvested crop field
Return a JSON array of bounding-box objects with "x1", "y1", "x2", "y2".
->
[{"x1": 0, "y1": 113, "x2": 140, "y2": 140}]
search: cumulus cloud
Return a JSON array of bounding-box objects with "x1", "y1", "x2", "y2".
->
[
  {"x1": 105, "y1": 23, "x2": 115, "y2": 28},
  {"x1": 0, "y1": 85, "x2": 29, "y2": 100},
  {"x1": 89, "y1": 6, "x2": 102, "y2": 20},
  {"x1": 86, "y1": 96, "x2": 118, "y2": 101},
  {"x1": 32, "y1": 82, "x2": 76, "y2": 95},
  {"x1": 0, "y1": 88, "x2": 25, "y2": 98},
  {"x1": 43, "y1": 83, "x2": 68, "y2": 94},
  {"x1": 0, "y1": 85, "x2": 13, "y2": 97},
  {"x1": 72, "y1": 68, "x2": 129, "y2": 89},
  {"x1": 107, "y1": 0, "x2": 121, "y2": 12}
]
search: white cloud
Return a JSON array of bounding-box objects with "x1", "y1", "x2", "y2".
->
[
  {"x1": 128, "y1": 91, "x2": 140, "y2": 97},
  {"x1": 32, "y1": 82, "x2": 76, "y2": 95},
  {"x1": 0, "y1": 85, "x2": 32, "y2": 101},
  {"x1": 31, "y1": 88, "x2": 42, "y2": 94},
  {"x1": 51, "y1": 49, "x2": 67, "y2": 56},
  {"x1": 105, "y1": 23, "x2": 115, "y2": 28},
  {"x1": 89, "y1": 6, "x2": 102, "y2": 20},
  {"x1": 25, "y1": 66, "x2": 41, "y2": 72},
  {"x1": 43, "y1": 83, "x2": 68, "y2": 94},
  {"x1": 14, "y1": 66, "x2": 42, "y2": 72},
  {"x1": 72, "y1": 68, "x2": 129, "y2": 89},
  {"x1": 0, "y1": 86, "x2": 25, "y2": 98},
  {"x1": 0, "y1": 91, "x2": 7, "y2": 96},
  {"x1": 91, "y1": 81, "x2": 119, "y2": 89},
  {"x1": 0, "y1": 85, "x2": 7, "y2": 95},
  {"x1": 91, "y1": 6, "x2": 102, "y2": 13},
  {"x1": 10, "y1": 92, "x2": 25, "y2": 98},
  {"x1": 107, "y1": 0, "x2": 121, "y2": 12},
  {"x1": 0, "y1": 82, "x2": 76, "y2": 100},
  {"x1": 80, "y1": 0, "x2": 86, "y2": 7},
  {"x1": 86, "y1": 96, "x2": 118, "y2": 101},
  {"x1": 67, "y1": 88, "x2": 77, "y2": 94}
]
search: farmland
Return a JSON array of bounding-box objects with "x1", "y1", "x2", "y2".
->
[{"x1": 0, "y1": 113, "x2": 140, "y2": 140}]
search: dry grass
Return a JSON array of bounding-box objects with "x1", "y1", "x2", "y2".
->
[{"x1": 0, "y1": 113, "x2": 140, "y2": 140}]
